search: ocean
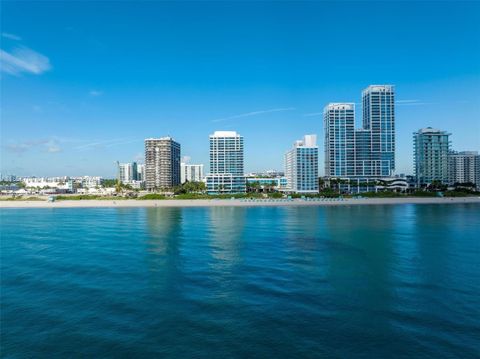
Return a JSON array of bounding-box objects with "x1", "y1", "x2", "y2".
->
[{"x1": 1, "y1": 204, "x2": 479, "y2": 358}]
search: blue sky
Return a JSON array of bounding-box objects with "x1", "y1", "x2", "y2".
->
[{"x1": 1, "y1": 1, "x2": 479, "y2": 177}]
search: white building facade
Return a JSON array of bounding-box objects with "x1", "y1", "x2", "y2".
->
[
  {"x1": 285, "y1": 135, "x2": 319, "y2": 193},
  {"x1": 449, "y1": 151, "x2": 480, "y2": 189},
  {"x1": 181, "y1": 163, "x2": 204, "y2": 183},
  {"x1": 206, "y1": 131, "x2": 246, "y2": 194},
  {"x1": 118, "y1": 162, "x2": 138, "y2": 183}
]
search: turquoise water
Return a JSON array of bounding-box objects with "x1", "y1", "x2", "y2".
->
[{"x1": 1, "y1": 204, "x2": 479, "y2": 358}]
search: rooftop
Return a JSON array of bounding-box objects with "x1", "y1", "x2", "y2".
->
[{"x1": 210, "y1": 131, "x2": 240, "y2": 137}]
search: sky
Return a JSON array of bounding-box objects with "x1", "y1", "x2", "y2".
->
[{"x1": 1, "y1": 1, "x2": 479, "y2": 178}]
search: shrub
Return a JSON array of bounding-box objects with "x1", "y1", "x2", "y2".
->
[{"x1": 137, "y1": 193, "x2": 166, "y2": 200}]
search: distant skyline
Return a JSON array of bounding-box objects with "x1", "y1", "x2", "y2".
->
[{"x1": 1, "y1": 1, "x2": 479, "y2": 177}]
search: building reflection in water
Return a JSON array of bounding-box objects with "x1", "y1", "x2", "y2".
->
[
  {"x1": 207, "y1": 206, "x2": 246, "y2": 273},
  {"x1": 144, "y1": 207, "x2": 183, "y2": 295},
  {"x1": 324, "y1": 205, "x2": 395, "y2": 328}
]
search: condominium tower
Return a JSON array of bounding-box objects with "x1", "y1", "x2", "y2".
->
[
  {"x1": 285, "y1": 134, "x2": 319, "y2": 193},
  {"x1": 449, "y1": 151, "x2": 480, "y2": 189},
  {"x1": 181, "y1": 163, "x2": 204, "y2": 183},
  {"x1": 117, "y1": 161, "x2": 138, "y2": 183},
  {"x1": 324, "y1": 85, "x2": 396, "y2": 179},
  {"x1": 206, "y1": 131, "x2": 246, "y2": 194},
  {"x1": 413, "y1": 128, "x2": 450, "y2": 187},
  {"x1": 324, "y1": 103, "x2": 355, "y2": 177},
  {"x1": 362, "y1": 85, "x2": 395, "y2": 177},
  {"x1": 145, "y1": 137, "x2": 181, "y2": 190}
]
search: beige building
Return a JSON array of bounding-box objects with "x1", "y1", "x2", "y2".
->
[{"x1": 145, "y1": 137, "x2": 181, "y2": 190}]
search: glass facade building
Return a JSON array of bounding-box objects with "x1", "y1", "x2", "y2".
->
[
  {"x1": 324, "y1": 85, "x2": 396, "y2": 180},
  {"x1": 413, "y1": 128, "x2": 451, "y2": 187},
  {"x1": 324, "y1": 103, "x2": 355, "y2": 177},
  {"x1": 206, "y1": 131, "x2": 246, "y2": 194},
  {"x1": 285, "y1": 135, "x2": 319, "y2": 193},
  {"x1": 117, "y1": 161, "x2": 138, "y2": 183},
  {"x1": 362, "y1": 85, "x2": 395, "y2": 177}
]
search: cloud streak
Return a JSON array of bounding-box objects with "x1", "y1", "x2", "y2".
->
[
  {"x1": 4, "y1": 138, "x2": 62, "y2": 154},
  {"x1": 0, "y1": 46, "x2": 51, "y2": 75},
  {"x1": 74, "y1": 138, "x2": 142, "y2": 151},
  {"x1": 2, "y1": 32, "x2": 22, "y2": 41},
  {"x1": 212, "y1": 107, "x2": 295, "y2": 123},
  {"x1": 89, "y1": 90, "x2": 103, "y2": 96},
  {"x1": 395, "y1": 99, "x2": 436, "y2": 106}
]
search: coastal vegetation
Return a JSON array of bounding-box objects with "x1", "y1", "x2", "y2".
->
[
  {"x1": 0, "y1": 196, "x2": 43, "y2": 201},
  {"x1": 55, "y1": 195, "x2": 128, "y2": 201}
]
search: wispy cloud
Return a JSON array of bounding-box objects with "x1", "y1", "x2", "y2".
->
[
  {"x1": 0, "y1": 46, "x2": 51, "y2": 75},
  {"x1": 2, "y1": 32, "x2": 22, "y2": 41},
  {"x1": 74, "y1": 138, "x2": 141, "y2": 151},
  {"x1": 4, "y1": 138, "x2": 62, "y2": 154},
  {"x1": 212, "y1": 107, "x2": 295, "y2": 123},
  {"x1": 395, "y1": 99, "x2": 436, "y2": 106},
  {"x1": 89, "y1": 90, "x2": 103, "y2": 96},
  {"x1": 45, "y1": 140, "x2": 62, "y2": 153},
  {"x1": 134, "y1": 152, "x2": 145, "y2": 162}
]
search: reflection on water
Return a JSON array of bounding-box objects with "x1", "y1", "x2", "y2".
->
[
  {"x1": 208, "y1": 206, "x2": 245, "y2": 265},
  {"x1": 145, "y1": 207, "x2": 183, "y2": 294},
  {"x1": 1, "y1": 204, "x2": 479, "y2": 358}
]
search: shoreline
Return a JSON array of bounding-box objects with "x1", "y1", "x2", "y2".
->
[{"x1": 1, "y1": 197, "x2": 479, "y2": 209}]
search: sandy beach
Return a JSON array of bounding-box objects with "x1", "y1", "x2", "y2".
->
[{"x1": 1, "y1": 197, "x2": 479, "y2": 209}]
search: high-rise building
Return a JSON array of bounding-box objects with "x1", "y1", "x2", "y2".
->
[
  {"x1": 117, "y1": 162, "x2": 138, "y2": 183},
  {"x1": 324, "y1": 103, "x2": 355, "y2": 177},
  {"x1": 285, "y1": 134, "x2": 319, "y2": 193},
  {"x1": 449, "y1": 151, "x2": 480, "y2": 189},
  {"x1": 181, "y1": 163, "x2": 204, "y2": 183},
  {"x1": 145, "y1": 137, "x2": 181, "y2": 191},
  {"x1": 413, "y1": 128, "x2": 451, "y2": 187},
  {"x1": 206, "y1": 131, "x2": 245, "y2": 194},
  {"x1": 362, "y1": 85, "x2": 395, "y2": 177},
  {"x1": 324, "y1": 85, "x2": 396, "y2": 182}
]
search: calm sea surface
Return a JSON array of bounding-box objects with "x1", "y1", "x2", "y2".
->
[{"x1": 1, "y1": 204, "x2": 479, "y2": 358}]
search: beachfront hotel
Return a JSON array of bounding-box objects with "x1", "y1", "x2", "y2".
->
[
  {"x1": 284, "y1": 134, "x2": 319, "y2": 193},
  {"x1": 145, "y1": 137, "x2": 181, "y2": 190},
  {"x1": 206, "y1": 131, "x2": 246, "y2": 194},
  {"x1": 181, "y1": 163, "x2": 204, "y2": 183},
  {"x1": 413, "y1": 127, "x2": 451, "y2": 187},
  {"x1": 324, "y1": 85, "x2": 396, "y2": 180}
]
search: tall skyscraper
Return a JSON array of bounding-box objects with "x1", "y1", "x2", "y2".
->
[
  {"x1": 181, "y1": 163, "x2": 204, "y2": 183},
  {"x1": 285, "y1": 134, "x2": 319, "y2": 193},
  {"x1": 324, "y1": 85, "x2": 396, "y2": 180},
  {"x1": 145, "y1": 137, "x2": 181, "y2": 191},
  {"x1": 362, "y1": 85, "x2": 395, "y2": 177},
  {"x1": 324, "y1": 103, "x2": 355, "y2": 177},
  {"x1": 206, "y1": 131, "x2": 245, "y2": 194},
  {"x1": 413, "y1": 128, "x2": 451, "y2": 187},
  {"x1": 449, "y1": 151, "x2": 480, "y2": 190}
]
